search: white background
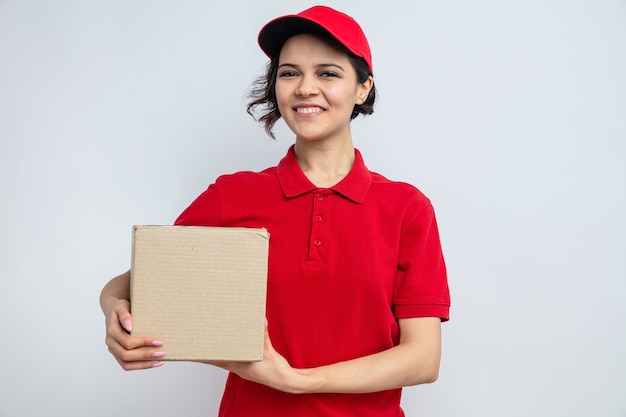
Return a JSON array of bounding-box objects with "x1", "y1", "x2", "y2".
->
[{"x1": 1, "y1": 1, "x2": 625, "y2": 416}]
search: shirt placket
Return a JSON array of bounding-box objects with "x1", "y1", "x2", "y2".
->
[{"x1": 308, "y1": 190, "x2": 329, "y2": 262}]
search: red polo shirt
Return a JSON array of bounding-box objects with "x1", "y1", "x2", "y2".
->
[{"x1": 175, "y1": 145, "x2": 450, "y2": 417}]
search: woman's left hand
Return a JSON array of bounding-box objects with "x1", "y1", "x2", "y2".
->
[{"x1": 205, "y1": 324, "x2": 311, "y2": 394}]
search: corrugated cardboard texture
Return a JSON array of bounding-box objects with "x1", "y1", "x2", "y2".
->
[{"x1": 130, "y1": 226, "x2": 269, "y2": 362}]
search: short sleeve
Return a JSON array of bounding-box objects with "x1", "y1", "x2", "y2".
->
[
  {"x1": 174, "y1": 183, "x2": 223, "y2": 226},
  {"x1": 393, "y1": 201, "x2": 450, "y2": 321}
]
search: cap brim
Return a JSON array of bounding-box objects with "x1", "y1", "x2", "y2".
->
[{"x1": 258, "y1": 16, "x2": 332, "y2": 60}]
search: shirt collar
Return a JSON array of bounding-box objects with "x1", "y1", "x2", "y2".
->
[{"x1": 277, "y1": 145, "x2": 371, "y2": 204}]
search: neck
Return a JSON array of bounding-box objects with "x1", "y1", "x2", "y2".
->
[{"x1": 293, "y1": 139, "x2": 355, "y2": 188}]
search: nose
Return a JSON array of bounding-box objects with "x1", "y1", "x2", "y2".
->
[{"x1": 295, "y1": 74, "x2": 319, "y2": 97}]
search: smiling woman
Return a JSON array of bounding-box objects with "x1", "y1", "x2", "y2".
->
[
  {"x1": 99, "y1": 5, "x2": 450, "y2": 417},
  {"x1": 248, "y1": 22, "x2": 376, "y2": 139},
  {"x1": 275, "y1": 34, "x2": 373, "y2": 148}
]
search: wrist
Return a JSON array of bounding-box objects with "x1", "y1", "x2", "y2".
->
[
  {"x1": 101, "y1": 295, "x2": 122, "y2": 316},
  {"x1": 290, "y1": 367, "x2": 325, "y2": 394}
]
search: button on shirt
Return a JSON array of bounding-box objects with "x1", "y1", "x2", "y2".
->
[{"x1": 175, "y1": 145, "x2": 450, "y2": 417}]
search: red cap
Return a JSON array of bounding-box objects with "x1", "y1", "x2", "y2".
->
[{"x1": 258, "y1": 5, "x2": 373, "y2": 73}]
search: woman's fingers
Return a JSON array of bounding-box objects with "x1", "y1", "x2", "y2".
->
[
  {"x1": 104, "y1": 298, "x2": 165, "y2": 371},
  {"x1": 107, "y1": 335, "x2": 166, "y2": 371}
]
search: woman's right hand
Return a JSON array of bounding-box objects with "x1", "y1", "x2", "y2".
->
[
  {"x1": 101, "y1": 271, "x2": 166, "y2": 371},
  {"x1": 103, "y1": 297, "x2": 165, "y2": 370}
]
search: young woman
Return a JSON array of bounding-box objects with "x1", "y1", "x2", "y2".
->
[{"x1": 100, "y1": 6, "x2": 450, "y2": 417}]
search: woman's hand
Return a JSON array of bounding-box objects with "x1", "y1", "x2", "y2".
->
[
  {"x1": 103, "y1": 297, "x2": 165, "y2": 370},
  {"x1": 206, "y1": 323, "x2": 313, "y2": 394},
  {"x1": 101, "y1": 271, "x2": 165, "y2": 371}
]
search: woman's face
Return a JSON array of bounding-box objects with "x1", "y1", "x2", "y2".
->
[{"x1": 275, "y1": 34, "x2": 372, "y2": 144}]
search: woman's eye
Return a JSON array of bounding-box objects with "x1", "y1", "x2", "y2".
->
[
  {"x1": 320, "y1": 72, "x2": 339, "y2": 78},
  {"x1": 279, "y1": 71, "x2": 297, "y2": 78}
]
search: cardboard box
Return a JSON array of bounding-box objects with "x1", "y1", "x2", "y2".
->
[{"x1": 130, "y1": 225, "x2": 269, "y2": 362}]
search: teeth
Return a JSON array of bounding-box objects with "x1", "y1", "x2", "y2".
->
[{"x1": 297, "y1": 107, "x2": 322, "y2": 114}]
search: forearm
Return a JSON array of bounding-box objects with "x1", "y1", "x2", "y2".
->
[
  {"x1": 99, "y1": 270, "x2": 131, "y2": 315},
  {"x1": 294, "y1": 317, "x2": 442, "y2": 394},
  {"x1": 298, "y1": 342, "x2": 439, "y2": 393},
  {"x1": 202, "y1": 318, "x2": 442, "y2": 394}
]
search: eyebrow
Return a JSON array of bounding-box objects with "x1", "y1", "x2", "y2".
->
[{"x1": 278, "y1": 63, "x2": 346, "y2": 72}]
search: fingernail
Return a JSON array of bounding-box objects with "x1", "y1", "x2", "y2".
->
[
  {"x1": 264, "y1": 317, "x2": 269, "y2": 329},
  {"x1": 153, "y1": 361, "x2": 164, "y2": 368},
  {"x1": 123, "y1": 319, "x2": 132, "y2": 332},
  {"x1": 153, "y1": 351, "x2": 166, "y2": 358},
  {"x1": 152, "y1": 340, "x2": 164, "y2": 347}
]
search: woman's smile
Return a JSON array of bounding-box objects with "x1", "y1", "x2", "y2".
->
[
  {"x1": 295, "y1": 105, "x2": 325, "y2": 115},
  {"x1": 275, "y1": 33, "x2": 370, "y2": 144}
]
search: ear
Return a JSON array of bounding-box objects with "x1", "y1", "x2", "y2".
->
[{"x1": 356, "y1": 76, "x2": 374, "y2": 105}]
